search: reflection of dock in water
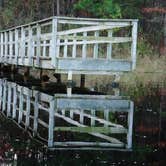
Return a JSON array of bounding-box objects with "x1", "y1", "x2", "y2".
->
[{"x1": 0, "y1": 78, "x2": 134, "y2": 150}]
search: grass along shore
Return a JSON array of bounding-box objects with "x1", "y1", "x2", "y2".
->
[{"x1": 120, "y1": 55, "x2": 166, "y2": 86}]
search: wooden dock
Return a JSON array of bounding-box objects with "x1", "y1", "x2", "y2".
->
[
  {"x1": 0, "y1": 16, "x2": 138, "y2": 75},
  {"x1": 0, "y1": 78, "x2": 134, "y2": 150}
]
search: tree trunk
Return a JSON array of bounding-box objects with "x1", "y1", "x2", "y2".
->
[
  {"x1": 164, "y1": 14, "x2": 166, "y2": 47},
  {"x1": 0, "y1": 0, "x2": 4, "y2": 8},
  {"x1": 57, "y1": 0, "x2": 60, "y2": 16},
  {"x1": 164, "y1": 13, "x2": 166, "y2": 55}
]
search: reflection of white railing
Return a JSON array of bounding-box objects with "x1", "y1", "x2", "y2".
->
[
  {"x1": 0, "y1": 17, "x2": 138, "y2": 74},
  {"x1": 0, "y1": 78, "x2": 134, "y2": 150}
]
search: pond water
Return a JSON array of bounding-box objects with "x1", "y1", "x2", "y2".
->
[{"x1": 0, "y1": 73, "x2": 166, "y2": 166}]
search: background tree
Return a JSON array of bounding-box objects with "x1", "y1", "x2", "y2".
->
[{"x1": 74, "y1": 0, "x2": 121, "y2": 18}]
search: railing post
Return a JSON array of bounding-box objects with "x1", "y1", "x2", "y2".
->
[
  {"x1": 48, "y1": 97, "x2": 55, "y2": 147},
  {"x1": 25, "y1": 89, "x2": 31, "y2": 129},
  {"x1": 14, "y1": 29, "x2": 19, "y2": 65},
  {"x1": 90, "y1": 110, "x2": 95, "y2": 126},
  {"x1": 43, "y1": 40, "x2": 46, "y2": 57},
  {"x1": 64, "y1": 38, "x2": 68, "y2": 58},
  {"x1": 7, "y1": 82, "x2": 12, "y2": 117},
  {"x1": 36, "y1": 24, "x2": 41, "y2": 67},
  {"x1": 21, "y1": 27, "x2": 25, "y2": 65},
  {"x1": 104, "y1": 109, "x2": 109, "y2": 127},
  {"x1": 131, "y1": 21, "x2": 138, "y2": 70},
  {"x1": 72, "y1": 33, "x2": 77, "y2": 58},
  {"x1": 0, "y1": 33, "x2": 3, "y2": 61},
  {"x1": 107, "y1": 30, "x2": 113, "y2": 60},
  {"x1": 70, "y1": 109, "x2": 74, "y2": 119},
  {"x1": 28, "y1": 26, "x2": 33, "y2": 66},
  {"x1": 67, "y1": 71, "x2": 72, "y2": 97},
  {"x1": 93, "y1": 31, "x2": 99, "y2": 59},
  {"x1": 80, "y1": 109, "x2": 84, "y2": 124},
  {"x1": 4, "y1": 32, "x2": 7, "y2": 63},
  {"x1": 82, "y1": 32, "x2": 87, "y2": 59},
  {"x1": 18, "y1": 87, "x2": 23, "y2": 123},
  {"x1": 51, "y1": 17, "x2": 58, "y2": 67},
  {"x1": 9, "y1": 31, "x2": 13, "y2": 63},
  {"x1": 126, "y1": 101, "x2": 134, "y2": 149}
]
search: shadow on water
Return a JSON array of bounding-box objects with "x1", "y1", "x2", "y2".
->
[{"x1": 0, "y1": 72, "x2": 166, "y2": 165}]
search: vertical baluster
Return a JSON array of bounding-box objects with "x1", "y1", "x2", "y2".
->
[
  {"x1": 36, "y1": 24, "x2": 41, "y2": 67},
  {"x1": 93, "y1": 31, "x2": 99, "y2": 59},
  {"x1": 70, "y1": 109, "x2": 74, "y2": 119},
  {"x1": 32, "y1": 40, "x2": 35, "y2": 61},
  {"x1": 56, "y1": 38, "x2": 60, "y2": 58},
  {"x1": 107, "y1": 30, "x2": 113, "y2": 60},
  {"x1": 9, "y1": 31, "x2": 13, "y2": 63},
  {"x1": 28, "y1": 26, "x2": 33, "y2": 66},
  {"x1": 131, "y1": 21, "x2": 138, "y2": 70},
  {"x1": 12, "y1": 84, "x2": 17, "y2": 119},
  {"x1": 4, "y1": 32, "x2": 7, "y2": 63},
  {"x1": 43, "y1": 40, "x2": 46, "y2": 57},
  {"x1": 33, "y1": 92, "x2": 39, "y2": 135},
  {"x1": 91, "y1": 109, "x2": 95, "y2": 126},
  {"x1": 80, "y1": 109, "x2": 84, "y2": 124},
  {"x1": 67, "y1": 71, "x2": 72, "y2": 97},
  {"x1": 82, "y1": 32, "x2": 87, "y2": 59},
  {"x1": 18, "y1": 87, "x2": 23, "y2": 123},
  {"x1": 61, "y1": 109, "x2": 65, "y2": 115},
  {"x1": 21, "y1": 27, "x2": 25, "y2": 65},
  {"x1": 51, "y1": 18, "x2": 58, "y2": 67},
  {"x1": 64, "y1": 39, "x2": 68, "y2": 58},
  {"x1": 25, "y1": 89, "x2": 31, "y2": 128},
  {"x1": 104, "y1": 109, "x2": 109, "y2": 127},
  {"x1": 126, "y1": 101, "x2": 134, "y2": 149},
  {"x1": 48, "y1": 97, "x2": 55, "y2": 147},
  {"x1": 0, "y1": 33, "x2": 3, "y2": 60},
  {"x1": 15, "y1": 29, "x2": 19, "y2": 65},
  {"x1": 7, "y1": 83, "x2": 12, "y2": 117},
  {"x1": 72, "y1": 33, "x2": 76, "y2": 58}
]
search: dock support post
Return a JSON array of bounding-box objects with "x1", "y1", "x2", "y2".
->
[
  {"x1": 24, "y1": 67, "x2": 30, "y2": 84},
  {"x1": 54, "y1": 73, "x2": 61, "y2": 83},
  {"x1": 80, "y1": 74, "x2": 85, "y2": 88},
  {"x1": 112, "y1": 73, "x2": 120, "y2": 96},
  {"x1": 11, "y1": 65, "x2": 17, "y2": 81}
]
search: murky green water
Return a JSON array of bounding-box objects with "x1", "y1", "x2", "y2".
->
[{"x1": 0, "y1": 73, "x2": 166, "y2": 166}]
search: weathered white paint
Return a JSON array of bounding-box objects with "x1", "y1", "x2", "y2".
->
[
  {"x1": 0, "y1": 17, "x2": 138, "y2": 75},
  {"x1": 0, "y1": 78, "x2": 134, "y2": 150}
]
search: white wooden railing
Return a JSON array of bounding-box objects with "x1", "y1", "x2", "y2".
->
[
  {"x1": 0, "y1": 16, "x2": 138, "y2": 74},
  {"x1": 0, "y1": 78, "x2": 134, "y2": 150}
]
